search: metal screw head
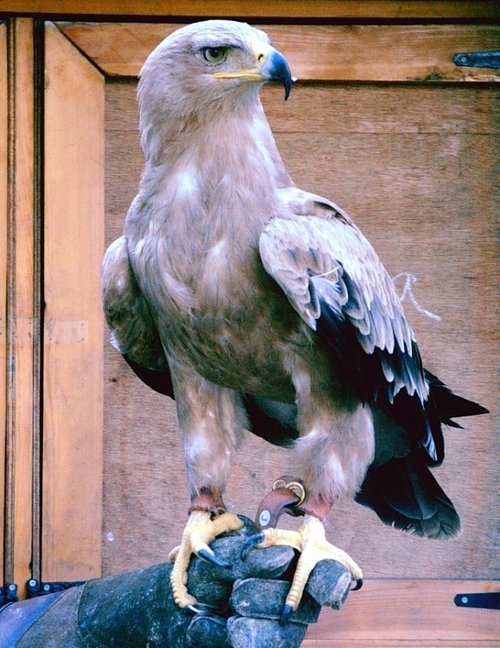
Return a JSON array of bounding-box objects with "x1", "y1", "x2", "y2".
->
[
  {"x1": 259, "y1": 509, "x2": 271, "y2": 527},
  {"x1": 461, "y1": 596, "x2": 469, "y2": 604},
  {"x1": 7, "y1": 584, "x2": 16, "y2": 591}
]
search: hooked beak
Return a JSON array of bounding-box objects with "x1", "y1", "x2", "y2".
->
[
  {"x1": 213, "y1": 44, "x2": 294, "y2": 100},
  {"x1": 260, "y1": 47, "x2": 294, "y2": 100}
]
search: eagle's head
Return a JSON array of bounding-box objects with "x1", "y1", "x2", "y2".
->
[{"x1": 138, "y1": 20, "x2": 293, "y2": 157}]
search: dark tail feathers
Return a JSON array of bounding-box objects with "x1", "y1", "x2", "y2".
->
[
  {"x1": 356, "y1": 456, "x2": 461, "y2": 539},
  {"x1": 359, "y1": 373, "x2": 488, "y2": 537}
]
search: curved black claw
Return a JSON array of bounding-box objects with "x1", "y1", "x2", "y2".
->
[
  {"x1": 240, "y1": 532, "x2": 265, "y2": 560},
  {"x1": 185, "y1": 601, "x2": 223, "y2": 616},
  {"x1": 198, "y1": 547, "x2": 232, "y2": 570},
  {"x1": 280, "y1": 603, "x2": 293, "y2": 624},
  {"x1": 350, "y1": 577, "x2": 363, "y2": 591}
]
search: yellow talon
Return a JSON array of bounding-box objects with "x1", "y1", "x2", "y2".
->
[
  {"x1": 169, "y1": 510, "x2": 243, "y2": 609},
  {"x1": 256, "y1": 515, "x2": 362, "y2": 612}
]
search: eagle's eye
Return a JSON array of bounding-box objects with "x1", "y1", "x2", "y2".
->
[{"x1": 201, "y1": 47, "x2": 228, "y2": 64}]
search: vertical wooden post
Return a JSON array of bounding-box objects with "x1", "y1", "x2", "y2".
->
[
  {"x1": 0, "y1": 20, "x2": 7, "y2": 590},
  {"x1": 43, "y1": 22, "x2": 104, "y2": 581},
  {"x1": 2, "y1": 17, "x2": 38, "y2": 594}
]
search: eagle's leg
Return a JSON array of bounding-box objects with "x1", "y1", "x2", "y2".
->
[
  {"x1": 243, "y1": 367, "x2": 373, "y2": 617},
  {"x1": 244, "y1": 494, "x2": 362, "y2": 619},
  {"x1": 169, "y1": 489, "x2": 243, "y2": 610},
  {"x1": 166, "y1": 363, "x2": 248, "y2": 609}
]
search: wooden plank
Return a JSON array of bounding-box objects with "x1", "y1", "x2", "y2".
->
[
  {"x1": 107, "y1": 79, "x2": 499, "y2": 136},
  {"x1": 0, "y1": 20, "x2": 7, "y2": 588},
  {"x1": 43, "y1": 21, "x2": 105, "y2": 581},
  {"x1": 267, "y1": 83, "x2": 499, "y2": 135},
  {"x1": 102, "y1": 79, "x2": 498, "y2": 583},
  {"x1": 1, "y1": 0, "x2": 499, "y2": 20},
  {"x1": 303, "y1": 579, "x2": 499, "y2": 645},
  {"x1": 3, "y1": 17, "x2": 36, "y2": 594},
  {"x1": 58, "y1": 22, "x2": 500, "y2": 82}
]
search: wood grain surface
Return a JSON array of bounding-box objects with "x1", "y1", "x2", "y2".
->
[
  {"x1": 2, "y1": 1, "x2": 499, "y2": 20},
  {"x1": 303, "y1": 579, "x2": 499, "y2": 645},
  {"x1": 0, "y1": 21, "x2": 7, "y2": 587},
  {"x1": 103, "y1": 79, "x2": 498, "y2": 587},
  {"x1": 2, "y1": 18, "x2": 37, "y2": 592},
  {"x1": 42, "y1": 22, "x2": 105, "y2": 582},
  {"x1": 59, "y1": 22, "x2": 500, "y2": 82}
]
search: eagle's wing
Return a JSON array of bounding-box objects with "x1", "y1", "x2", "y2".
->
[
  {"x1": 260, "y1": 188, "x2": 434, "y2": 448},
  {"x1": 259, "y1": 190, "x2": 488, "y2": 537},
  {"x1": 102, "y1": 236, "x2": 173, "y2": 393},
  {"x1": 261, "y1": 190, "x2": 428, "y2": 401}
]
